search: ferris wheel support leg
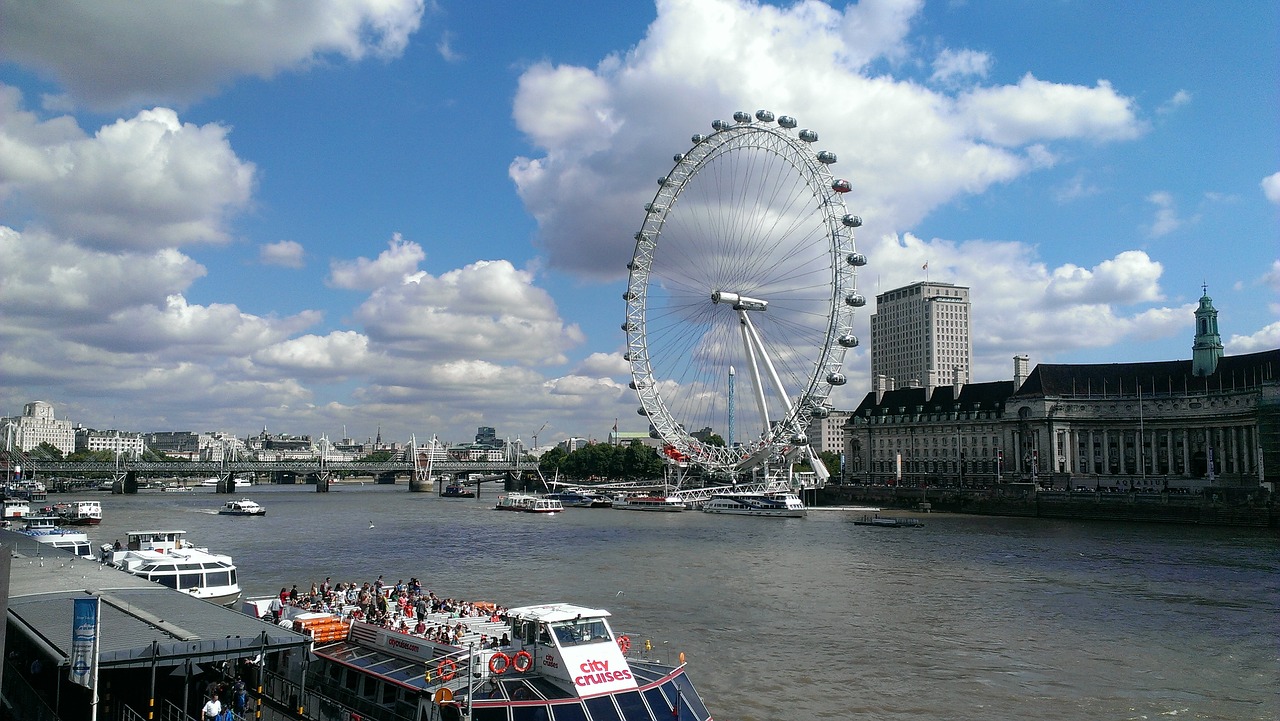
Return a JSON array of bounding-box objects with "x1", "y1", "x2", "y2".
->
[
  {"x1": 738, "y1": 313, "x2": 771, "y2": 439},
  {"x1": 740, "y1": 311, "x2": 797, "y2": 418},
  {"x1": 806, "y1": 445, "x2": 830, "y2": 483}
]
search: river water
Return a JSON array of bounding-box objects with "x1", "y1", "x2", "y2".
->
[{"x1": 84, "y1": 483, "x2": 1277, "y2": 721}]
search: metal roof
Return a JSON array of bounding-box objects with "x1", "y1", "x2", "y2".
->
[{"x1": 3, "y1": 529, "x2": 310, "y2": 669}]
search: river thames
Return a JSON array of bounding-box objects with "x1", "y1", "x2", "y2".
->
[{"x1": 83, "y1": 483, "x2": 1277, "y2": 721}]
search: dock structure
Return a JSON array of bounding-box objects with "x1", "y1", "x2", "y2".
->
[{"x1": 1, "y1": 530, "x2": 310, "y2": 721}]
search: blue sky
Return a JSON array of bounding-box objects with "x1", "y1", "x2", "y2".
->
[{"x1": 1, "y1": 0, "x2": 1276, "y2": 448}]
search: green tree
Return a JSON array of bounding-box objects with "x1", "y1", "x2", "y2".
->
[
  {"x1": 358, "y1": 450, "x2": 394, "y2": 462},
  {"x1": 538, "y1": 446, "x2": 568, "y2": 476},
  {"x1": 817, "y1": 451, "x2": 841, "y2": 477},
  {"x1": 31, "y1": 442, "x2": 64, "y2": 460}
]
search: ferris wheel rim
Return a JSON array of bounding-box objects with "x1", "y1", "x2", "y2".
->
[{"x1": 624, "y1": 111, "x2": 862, "y2": 474}]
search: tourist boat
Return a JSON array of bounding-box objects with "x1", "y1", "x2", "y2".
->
[
  {"x1": 493, "y1": 493, "x2": 537, "y2": 511},
  {"x1": 161, "y1": 482, "x2": 192, "y2": 492},
  {"x1": 266, "y1": 599, "x2": 712, "y2": 721},
  {"x1": 57, "y1": 499, "x2": 103, "y2": 525},
  {"x1": 613, "y1": 494, "x2": 687, "y2": 512},
  {"x1": 218, "y1": 498, "x2": 266, "y2": 516},
  {"x1": 16, "y1": 514, "x2": 95, "y2": 558},
  {"x1": 441, "y1": 484, "x2": 476, "y2": 498},
  {"x1": 700, "y1": 491, "x2": 807, "y2": 518},
  {"x1": 199, "y1": 477, "x2": 252, "y2": 489},
  {"x1": 2, "y1": 498, "x2": 30, "y2": 519},
  {"x1": 524, "y1": 497, "x2": 564, "y2": 514},
  {"x1": 853, "y1": 514, "x2": 924, "y2": 528},
  {"x1": 102, "y1": 530, "x2": 241, "y2": 605},
  {"x1": 544, "y1": 490, "x2": 614, "y2": 508}
]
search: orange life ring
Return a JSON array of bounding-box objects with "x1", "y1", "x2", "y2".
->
[
  {"x1": 616, "y1": 635, "x2": 631, "y2": 654},
  {"x1": 488, "y1": 653, "x2": 510, "y2": 675},
  {"x1": 512, "y1": 650, "x2": 533, "y2": 672},
  {"x1": 436, "y1": 658, "x2": 457, "y2": 681}
]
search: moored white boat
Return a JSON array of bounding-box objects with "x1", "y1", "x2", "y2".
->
[
  {"x1": 58, "y1": 499, "x2": 103, "y2": 525},
  {"x1": 218, "y1": 498, "x2": 266, "y2": 516},
  {"x1": 700, "y1": 491, "x2": 807, "y2": 518},
  {"x1": 544, "y1": 490, "x2": 614, "y2": 508},
  {"x1": 103, "y1": 530, "x2": 241, "y2": 605},
  {"x1": 2, "y1": 498, "x2": 30, "y2": 519},
  {"x1": 16, "y1": 514, "x2": 96, "y2": 558},
  {"x1": 612, "y1": 494, "x2": 687, "y2": 512}
]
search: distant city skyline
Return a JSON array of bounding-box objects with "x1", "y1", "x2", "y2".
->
[{"x1": 1, "y1": 1, "x2": 1276, "y2": 447}]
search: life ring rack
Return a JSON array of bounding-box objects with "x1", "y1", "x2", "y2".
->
[
  {"x1": 436, "y1": 658, "x2": 458, "y2": 681},
  {"x1": 616, "y1": 635, "x2": 631, "y2": 654},
  {"x1": 488, "y1": 653, "x2": 510, "y2": 675},
  {"x1": 512, "y1": 650, "x2": 533, "y2": 673}
]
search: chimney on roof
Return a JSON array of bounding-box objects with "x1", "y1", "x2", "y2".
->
[
  {"x1": 953, "y1": 365, "x2": 965, "y2": 396},
  {"x1": 1013, "y1": 354, "x2": 1030, "y2": 390},
  {"x1": 875, "y1": 374, "x2": 888, "y2": 403}
]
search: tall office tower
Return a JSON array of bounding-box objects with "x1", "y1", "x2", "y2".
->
[{"x1": 870, "y1": 281, "x2": 972, "y2": 389}]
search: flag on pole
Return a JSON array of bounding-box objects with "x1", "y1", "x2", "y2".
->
[
  {"x1": 922, "y1": 261, "x2": 928, "y2": 270},
  {"x1": 70, "y1": 596, "x2": 100, "y2": 690}
]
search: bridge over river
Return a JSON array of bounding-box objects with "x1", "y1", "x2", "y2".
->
[{"x1": 18, "y1": 457, "x2": 540, "y2": 494}]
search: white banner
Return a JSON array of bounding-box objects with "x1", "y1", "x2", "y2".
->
[{"x1": 69, "y1": 596, "x2": 100, "y2": 690}]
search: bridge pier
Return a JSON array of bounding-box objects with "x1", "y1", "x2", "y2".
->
[{"x1": 316, "y1": 472, "x2": 330, "y2": 493}]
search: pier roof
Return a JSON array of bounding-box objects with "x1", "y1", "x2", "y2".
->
[{"x1": 2, "y1": 530, "x2": 309, "y2": 670}]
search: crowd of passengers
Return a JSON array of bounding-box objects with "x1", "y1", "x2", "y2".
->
[{"x1": 270, "y1": 575, "x2": 512, "y2": 647}]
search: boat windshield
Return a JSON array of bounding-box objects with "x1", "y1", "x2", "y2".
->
[{"x1": 550, "y1": 618, "x2": 611, "y2": 647}]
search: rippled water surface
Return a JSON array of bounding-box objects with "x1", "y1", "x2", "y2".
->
[{"x1": 85, "y1": 484, "x2": 1279, "y2": 721}]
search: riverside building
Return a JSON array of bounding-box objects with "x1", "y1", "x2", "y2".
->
[
  {"x1": 845, "y1": 288, "x2": 1278, "y2": 493},
  {"x1": 870, "y1": 281, "x2": 972, "y2": 391}
]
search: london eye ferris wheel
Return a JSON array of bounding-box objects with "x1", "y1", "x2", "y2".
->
[{"x1": 623, "y1": 110, "x2": 868, "y2": 480}]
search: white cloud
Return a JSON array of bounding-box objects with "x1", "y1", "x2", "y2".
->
[
  {"x1": 510, "y1": 0, "x2": 1143, "y2": 279},
  {"x1": 957, "y1": 74, "x2": 1142, "y2": 147},
  {"x1": 260, "y1": 240, "x2": 306, "y2": 268},
  {"x1": 931, "y1": 48, "x2": 992, "y2": 85},
  {"x1": 1144, "y1": 191, "x2": 1183, "y2": 237},
  {"x1": 1157, "y1": 89, "x2": 1192, "y2": 114},
  {"x1": 1226, "y1": 322, "x2": 1280, "y2": 354},
  {"x1": 351, "y1": 257, "x2": 586, "y2": 365},
  {"x1": 0, "y1": 0, "x2": 426, "y2": 109},
  {"x1": 0, "y1": 90, "x2": 255, "y2": 250},
  {"x1": 437, "y1": 31, "x2": 463, "y2": 63},
  {"x1": 328, "y1": 233, "x2": 426, "y2": 290},
  {"x1": 1045, "y1": 250, "x2": 1164, "y2": 305},
  {"x1": 1262, "y1": 172, "x2": 1280, "y2": 204}
]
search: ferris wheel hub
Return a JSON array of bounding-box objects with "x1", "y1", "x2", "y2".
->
[{"x1": 711, "y1": 290, "x2": 768, "y2": 312}]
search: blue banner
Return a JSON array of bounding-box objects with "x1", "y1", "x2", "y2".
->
[{"x1": 69, "y1": 596, "x2": 99, "y2": 689}]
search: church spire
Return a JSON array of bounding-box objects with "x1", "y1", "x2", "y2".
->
[{"x1": 1191, "y1": 283, "x2": 1223, "y2": 376}]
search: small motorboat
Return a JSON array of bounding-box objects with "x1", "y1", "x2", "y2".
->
[
  {"x1": 218, "y1": 499, "x2": 266, "y2": 516},
  {"x1": 441, "y1": 484, "x2": 476, "y2": 498}
]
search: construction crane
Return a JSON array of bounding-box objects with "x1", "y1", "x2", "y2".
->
[{"x1": 531, "y1": 422, "x2": 548, "y2": 454}]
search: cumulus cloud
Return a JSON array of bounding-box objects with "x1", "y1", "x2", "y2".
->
[
  {"x1": 0, "y1": 0, "x2": 426, "y2": 109},
  {"x1": 328, "y1": 233, "x2": 426, "y2": 290},
  {"x1": 1044, "y1": 251, "x2": 1164, "y2": 305},
  {"x1": 957, "y1": 75, "x2": 1142, "y2": 147},
  {"x1": 1227, "y1": 322, "x2": 1280, "y2": 354},
  {"x1": 1262, "y1": 172, "x2": 1280, "y2": 204},
  {"x1": 260, "y1": 240, "x2": 306, "y2": 268},
  {"x1": 510, "y1": 0, "x2": 1143, "y2": 279},
  {"x1": 0, "y1": 90, "x2": 255, "y2": 249},
  {"x1": 351, "y1": 255, "x2": 586, "y2": 365}
]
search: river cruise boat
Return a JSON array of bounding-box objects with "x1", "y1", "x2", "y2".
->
[
  {"x1": 16, "y1": 514, "x2": 95, "y2": 558},
  {"x1": 103, "y1": 530, "x2": 241, "y2": 605},
  {"x1": 700, "y1": 491, "x2": 807, "y2": 518},
  {"x1": 199, "y1": 477, "x2": 253, "y2": 489},
  {"x1": 277, "y1": 601, "x2": 712, "y2": 721},
  {"x1": 218, "y1": 498, "x2": 266, "y2": 516},
  {"x1": 524, "y1": 497, "x2": 564, "y2": 514},
  {"x1": 613, "y1": 494, "x2": 687, "y2": 512},
  {"x1": 494, "y1": 493, "x2": 537, "y2": 511},
  {"x1": 57, "y1": 499, "x2": 103, "y2": 525},
  {"x1": 545, "y1": 490, "x2": 614, "y2": 508}
]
